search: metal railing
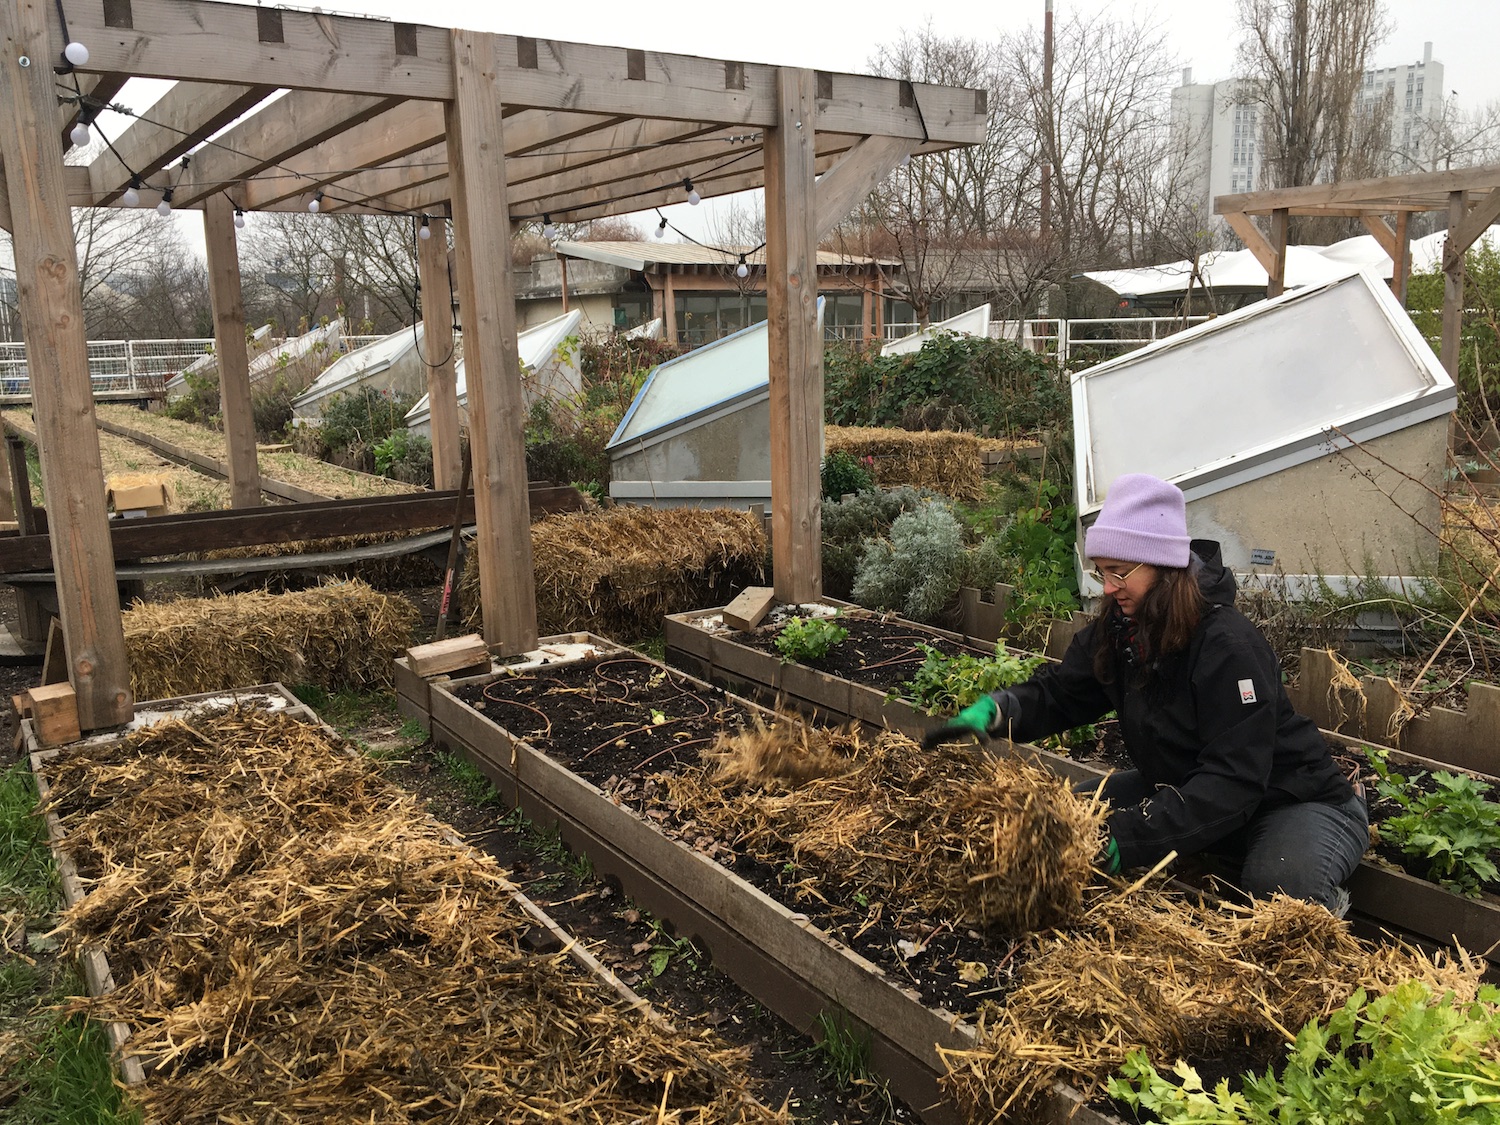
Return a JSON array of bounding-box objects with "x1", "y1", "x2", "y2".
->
[{"x1": 865, "y1": 316, "x2": 1212, "y2": 363}]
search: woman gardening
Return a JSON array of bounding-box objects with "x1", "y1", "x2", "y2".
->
[{"x1": 927, "y1": 473, "x2": 1367, "y2": 913}]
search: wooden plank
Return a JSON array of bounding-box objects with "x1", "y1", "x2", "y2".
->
[
  {"x1": 416, "y1": 215, "x2": 462, "y2": 490},
  {"x1": 1443, "y1": 185, "x2": 1500, "y2": 272},
  {"x1": 813, "y1": 134, "x2": 914, "y2": 241},
  {"x1": 0, "y1": 0, "x2": 132, "y2": 729},
  {"x1": 764, "y1": 68, "x2": 822, "y2": 605},
  {"x1": 25, "y1": 681, "x2": 80, "y2": 745},
  {"x1": 1443, "y1": 190, "x2": 1466, "y2": 377},
  {"x1": 447, "y1": 30, "x2": 538, "y2": 657},
  {"x1": 1360, "y1": 214, "x2": 1397, "y2": 259},
  {"x1": 1213, "y1": 161, "x2": 1500, "y2": 214},
  {"x1": 5, "y1": 436, "x2": 47, "y2": 642},
  {"x1": 1392, "y1": 210, "x2": 1411, "y2": 305},
  {"x1": 1267, "y1": 207, "x2": 1289, "y2": 298},
  {"x1": 173, "y1": 90, "x2": 404, "y2": 207},
  {"x1": 40, "y1": 618, "x2": 66, "y2": 684},
  {"x1": 406, "y1": 634, "x2": 488, "y2": 677},
  {"x1": 722, "y1": 586, "x2": 775, "y2": 631},
  {"x1": 85, "y1": 81, "x2": 271, "y2": 203},
  {"x1": 203, "y1": 194, "x2": 262, "y2": 508},
  {"x1": 1223, "y1": 211, "x2": 1279, "y2": 279}
]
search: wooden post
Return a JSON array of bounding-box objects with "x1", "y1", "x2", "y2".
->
[
  {"x1": 663, "y1": 271, "x2": 678, "y2": 344},
  {"x1": 0, "y1": 0, "x2": 131, "y2": 727},
  {"x1": 446, "y1": 30, "x2": 538, "y2": 656},
  {"x1": 203, "y1": 194, "x2": 262, "y2": 508},
  {"x1": 1266, "y1": 207, "x2": 1289, "y2": 298},
  {"x1": 764, "y1": 67, "x2": 822, "y2": 604},
  {"x1": 1443, "y1": 190, "x2": 1466, "y2": 378},
  {"x1": 6, "y1": 436, "x2": 47, "y2": 642},
  {"x1": 1392, "y1": 210, "x2": 1410, "y2": 306},
  {"x1": 417, "y1": 216, "x2": 462, "y2": 490},
  {"x1": 559, "y1": 254, "x2": 569, "y2": 313}
]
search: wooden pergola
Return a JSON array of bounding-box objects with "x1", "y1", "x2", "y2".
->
[
  {"x1": 1215, "y1": 162, "x2": 1500, "y2": 376},
  {"x1": 0, "y1": 0, "x2": 985, "y2": 731}
]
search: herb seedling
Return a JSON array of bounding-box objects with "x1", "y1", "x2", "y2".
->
[
  {"x1": 775, "y1": 615, "x2": 849, "y2": 664},
  {"x1": 895, "y1": 642, "x2": 1044, "y2": 716},
  {"x1": 1370, "y1": 749, "x2": 1500, "y2": 898}
]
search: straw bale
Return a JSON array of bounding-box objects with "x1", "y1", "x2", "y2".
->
[
  {"x1": 674, "y1": 728, "x2": 1104, "y2": 933},
  {"x1": 122, "y1": 580, "x2": 418, "y2": 698},
  {"x1": 825, "y1": 424, "x2": 986, "y2": 502},
  {"x1": 939, "y1": 890, "x2": 1485, "y2": 1121},
  {"x1": 461, "y1": 506, "x2": 768, "y2": 640},
  {"x1": 42, "y1": 707, "x2": 780, "y2": 1124}
]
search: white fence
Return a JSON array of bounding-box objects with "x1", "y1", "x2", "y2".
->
[
  {"x1": 0, "y1": 333, "x2": 386, "y2": 396},
  {"x1": 828, "y1": 316, "x2": 1211, "y2": 364}
]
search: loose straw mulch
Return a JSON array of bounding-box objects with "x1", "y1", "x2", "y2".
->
[
  {"x1": 123, "y1": 580, "x2": 418, "y2": 699},
  {"x1": 41, "y1": 706, "x2": 779, "y2": 1125},
  {"x1": 192, "y1": 529, "x2": 447, "y2": 591},
  {"x1": 939, "y1": 890, "x2": 1484, "y2": 1121},
  {"x1": 671, "y1": 724, "x2": 1105, "y2": 934},
  {"x1": 825, "y1": 425, "x2": 986, "y2": 502},
  {"x1": 462, "y1": 505, "x2": 768, "y2": 640}
]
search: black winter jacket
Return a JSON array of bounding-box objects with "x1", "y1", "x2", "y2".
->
[{"x1": 1002, "y1": 540, "x2": 1352, "y2": 869}]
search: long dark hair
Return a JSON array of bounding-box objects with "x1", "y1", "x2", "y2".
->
[{"x1": 1092, "y1": 557, "x2": 1207, "y2": 682}]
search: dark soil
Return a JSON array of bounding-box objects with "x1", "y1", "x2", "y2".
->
[{"x1": 455, "y1": 658, "x2": 1035, "y2": 1021}]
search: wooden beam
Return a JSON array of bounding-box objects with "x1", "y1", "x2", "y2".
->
[
  {"x1": 315, "y1": 142, "x2": 448, "y2": 212},
  {"x1": 0, "y1": 161, "x2": 10, "y2": 232},
  {"x1": 235, "y1": 99, "x2": 445, "y2": 210},
  {"x1": 203, "y1": 194, "x2": 262, "y2": 507},
  {"x1": 1443, "y1": 189, "x2": 1466, "y2": 377},
  {"x1": 814, "y1": 135, "x2": 914, "y2": 241},
  {"x1": 1361, "y1": 214, "x2": 1397, "y2": 259},
  {"x1": 86, "y1": 81, "x2": 270, "y2": 204},
  {"x1": 0, "y1": 0, "x2": 132, "y2": 727},
  {"x1": 1267, "y1": 207, "x2": 1288, "y2": 298},
  {"x1": 1214, "y1": 161, "x2": 1500, "y2": 215},
  {"x1": 1444, "y1": 186, "x2": 1500, "y2": 272},
  {"x1": 764, "y1": 68, "x2": 821, "y2": 604},
  {"x1": 446, "y1": 29, "x2": 538, "y2": 656},
  {"x1": 173, "y1": 90, "x2": 403, "y2": 207},
  {"x1": 60, "y1": 2, "x2": 985, "y2": 143},
  {"x1": 417, "y1": 216, "x2": 462, "y2": 491},
  {"x1": 1392, "y1": 210, "x2": 1410, "y2": 306},
  {"x1": 1223, "y1": 211, "x2": 1278, "y2": 277}
]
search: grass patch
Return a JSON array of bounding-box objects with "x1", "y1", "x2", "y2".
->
[
  {"x1": 436, "y1": 749, "x2": 502, "y2": 808},
  {"x1": 290, "y1": 684, "x2": 400, "y2": 732},
  {"x1": 1, "y1": 762, "x2": 55, "y2": 918},
  {"x1": 633, "y1": 633, "x2": 667, "y2": 662}
]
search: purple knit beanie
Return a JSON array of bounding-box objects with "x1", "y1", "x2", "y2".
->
[{"x1": 1084, "y1": 473, "x2": 1191, "y2": 568}]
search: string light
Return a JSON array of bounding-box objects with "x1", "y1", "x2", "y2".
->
[
  {"x1": 735, "y1": 254, "x2": 749, "y2": 279},
  {"x1": 63, "y1": 40, "x2": 88, "y2": 67},
  {"x1": 654, "y1": 216, "x2": 668, "y2": 239},
  {"x1": 542, "y1": 213, "x2": 557, "y2": 240},
  {"x1": 69, "y1": 116, "x2": 91, "y2": 149},
  {"x1": 683, "y1": 177, "x2": 700, "y2": 205},
  {"x1": 308, "y1": 190, "x2": 324, "y2": 213},
  {"x1": 156, "y1": 188, "x2": 173, "y2": 217},
  {"x1": 234, "y1": 208, "x2": 246, "y2": 229},
  {"x1": 418, "y1": 215, "x2": 431, "y2": 241},
  {"x1": 121, "y1": 175, "x2": 141, "y2": 207}
]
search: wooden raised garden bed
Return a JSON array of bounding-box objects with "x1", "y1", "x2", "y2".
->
[
  {"x1": 26, "y1": 681, "x2": 771, "y2": 1120},
  {"x1": 664, "y1": 604, "x2": 1500, "y2": 969},
  {"x1": 423, "y1": 641, "x2": 1118, "y2": 1125}
]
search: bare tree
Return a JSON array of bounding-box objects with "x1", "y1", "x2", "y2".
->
[{"x1": 1236, "y1": 0, "x2": 1392, "y2": 194}]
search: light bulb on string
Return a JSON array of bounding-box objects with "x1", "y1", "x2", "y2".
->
[
  {"x1": 308, "y1": 191, "x2": 324, "y2": 214},
  {"x1": 64, "y1": 41, "x2": 89, "y2": 66},
  {"x1": 156, "y1": 188, "x2": 173, "y2": 217},
  {"x1": 654, "y1": 216, "x2": 668, "y2": 239},
  {"x1": 735, "y1": 255, "x2": 749, "y2": 279},
  {"x1": 69, "y1": 118, "x2": 91, "y2": 149},
  {"x1": 683, "y1": 178, "x2": 700, "y2": 205},
  {"x1": 234, "y1": 209, "x2": 246, "y2": 230},
  {"x1": 418, "y1": 215, "x2": 431, "y2": 241},
  {"x1": 121, "y1": 176, "x2": 141, "y2": 207},
  {"x1": 542, "y1": 214, "x2": 557, "y2": 240}
]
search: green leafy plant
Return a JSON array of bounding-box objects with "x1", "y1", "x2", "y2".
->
[
  {"x1": 821, "y1": 486, "x2": 944, "y2": 600},
  {"x1": 775, "y1": 615, "x2": 849, "y2": 664},
  {"x1": 896, "y1": 642, "x2": 1044, "y2": 716},
  {"x1": 644, "y1": 919, "x2": 703, "y2": 981},
  {"x1": 852, "y1": 499, "x2": 967, "y2": 623},
  {"x1": 1108, "y1": 981, "x2": 1500, "y2": 1123},
  {"x1": 1369, "y1": 750, "x2": 1500, "y2": 897},
  {"x1": 821, "y1": 449, "x2": 874, "y2": 500},
  {"x1": 372, "y1": 427, "x2": 434, "y2": 484}
]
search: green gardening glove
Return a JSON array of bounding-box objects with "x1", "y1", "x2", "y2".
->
[
  {"x1": 922, "y1": 695, "x2": 999, "y2": 749},
  {"x1": 1095, "y1": 836, "x2": 1121, "y2": 875}
]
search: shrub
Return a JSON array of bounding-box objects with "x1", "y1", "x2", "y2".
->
[
  {"x1": 165, "y1": 367, "x2": 222, "y2": 428},
  {"x1": 822, "y1": 486, "x2": 945, "y2": 600},
  {"x1": 774, "y1": 616, "x2": 850, "y2": 664},
  {"x1": 852, "y1": 500, "x2": 967, "y2": 623},
  {"x1": 524, "y1": 397, "x2": 622, "y2": 492},
  {"x1": 250, "y1": 374, "x2": 299, "y2": 443},
  {"x1": 820, "y1": 449, "x2": 874, "y2": 500},
  {"x1": 372, "y1": 429, "x2": 434, "y2": 485},
  {"x1": 314, "y1": 387, "x2": 420, "y2": 471}
]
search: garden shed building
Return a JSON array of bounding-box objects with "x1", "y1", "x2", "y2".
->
[
  {"x1": 290, "y1": 325, "x2": 430, "y2": 424},
  {"x1": 1072, "y1": 269, "x2": 1456, "y2": 600},
  {"x1": 606, "y1": 300, "x2": 826, "y2": 509},
  {"x1": 403, "y1": 310, "x2": 582, "y2": 438}
]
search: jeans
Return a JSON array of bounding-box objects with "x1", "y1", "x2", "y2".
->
[{"x1": 1094, "y1": 769, "x2": 1370, "y2": 912}]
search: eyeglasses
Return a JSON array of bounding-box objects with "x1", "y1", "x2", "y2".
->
[{"x1": 1091, "y1": 561, "x2": 1147, "y2": 587}]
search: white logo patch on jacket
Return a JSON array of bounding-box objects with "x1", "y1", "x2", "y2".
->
[{"x1": 1238, "y1": 678, "x2": 1258, "y2": 704}]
